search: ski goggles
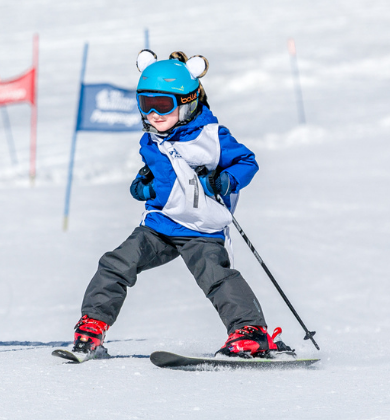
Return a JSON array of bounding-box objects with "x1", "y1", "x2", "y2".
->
[{"x1": 137, "y1": 90, "x2": 198, "y2": 116}]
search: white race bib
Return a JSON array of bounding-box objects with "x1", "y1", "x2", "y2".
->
[{"x1": 144, "y1": 124, "x2": 233, "y2": 233}]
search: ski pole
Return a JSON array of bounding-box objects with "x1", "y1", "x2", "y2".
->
[
  {"x1": 201, "y1": 168, "x2": 320, "y2": 350},
  {"x1": 229, "y1": 212, "x2": 320, "y2": 351},
  {"x1": 197, "y1": 167, "x2": 320, "y2": 350}
]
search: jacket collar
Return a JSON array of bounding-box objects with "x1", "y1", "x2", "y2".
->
[{"x1": 152, "y1": 105, "x2": 218, "y2": 142}]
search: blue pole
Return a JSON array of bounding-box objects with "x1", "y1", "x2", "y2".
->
[
  {"x1": 63, "y1": 43, "x2": 89, "y2": 231},
  {"x1": 1, "y1": 106, "x2": 18, "y2": 164},
  {"x1": 288, "y1": 39, "x2": 306, "y2": 125},
  {"x1": 144, "y1": 28, "x2": 149, "y2": 49}
]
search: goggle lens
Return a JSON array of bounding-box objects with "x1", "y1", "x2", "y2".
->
[{"x1": 137, "y1": 94, "x2": 177, "y2": 115}]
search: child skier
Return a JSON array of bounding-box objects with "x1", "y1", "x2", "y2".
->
[{"x1": 72, "y1": 50, "x2": 292, "y2": 359}]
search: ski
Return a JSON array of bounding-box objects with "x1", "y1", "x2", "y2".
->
[
  {"x1": 150, "y1": 351, "x2": 320, "y2": 370},
  {"x1": 52, "y1": 347, "x2": 109, "y2": 363}
]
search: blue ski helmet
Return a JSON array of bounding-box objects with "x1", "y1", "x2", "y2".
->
[{"x1": 137, "y1": 59, "x2": 199, "y2": 95}]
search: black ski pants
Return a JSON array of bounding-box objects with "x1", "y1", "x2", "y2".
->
[{"x1": 81, "y1": 226, "x2": 266, "y2": 334}]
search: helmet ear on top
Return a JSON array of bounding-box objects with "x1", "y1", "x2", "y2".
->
[
  {"x1": 136, "y1": 49, "x2": 157, "y2": 72},
  {"x1": 186, "y1": 55, "x2": 209, "y2": 79}
]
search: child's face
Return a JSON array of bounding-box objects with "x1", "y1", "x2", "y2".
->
[{"x1": 146, "y1": 108, "x2": 179, "y2": 132}]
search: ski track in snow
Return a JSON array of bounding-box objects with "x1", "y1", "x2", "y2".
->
[{"x1": 1, "y1": 0, "x2": 390, "y2": 419}]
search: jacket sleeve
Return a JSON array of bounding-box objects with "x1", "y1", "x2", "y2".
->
[{"x1": 217, "y1": 126, "x2": 259, "y2": 193}]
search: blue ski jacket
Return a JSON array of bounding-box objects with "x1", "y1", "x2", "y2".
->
[{"x1": 134, "y1": 104, "x2": 259, "y2": 239}]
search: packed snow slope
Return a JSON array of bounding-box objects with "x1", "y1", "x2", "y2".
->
[{"x1": 1, "y1": 0, "x2": 389, "y2": 419}]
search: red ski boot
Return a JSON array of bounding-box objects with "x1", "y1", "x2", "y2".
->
[
  {"x1": 215, "y1": 325, "x2": 294, "y2": 359},
  {"x1": 73, "y1": 315, "x2": 109, "y2": 354}
]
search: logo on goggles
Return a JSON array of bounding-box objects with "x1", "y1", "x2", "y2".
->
[{"x1": 180, "y1": 92, "x2": 197, "y2": 104}]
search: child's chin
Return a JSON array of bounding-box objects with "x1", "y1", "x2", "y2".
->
[{"x1": 153, "y1": 123, "x2": 170, "y2": 131}]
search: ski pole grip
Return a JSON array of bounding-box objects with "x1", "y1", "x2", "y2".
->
[
  {"x1": 139, "y1": 165, "x2": 154, "y2": 182},
  {"x1": 195, "y1": 165, "x2": 208, "y2": 176}
]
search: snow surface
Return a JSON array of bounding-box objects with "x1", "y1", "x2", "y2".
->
[{"x1": 1, "y1": 0, "x2": 390, "y2": 418}]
